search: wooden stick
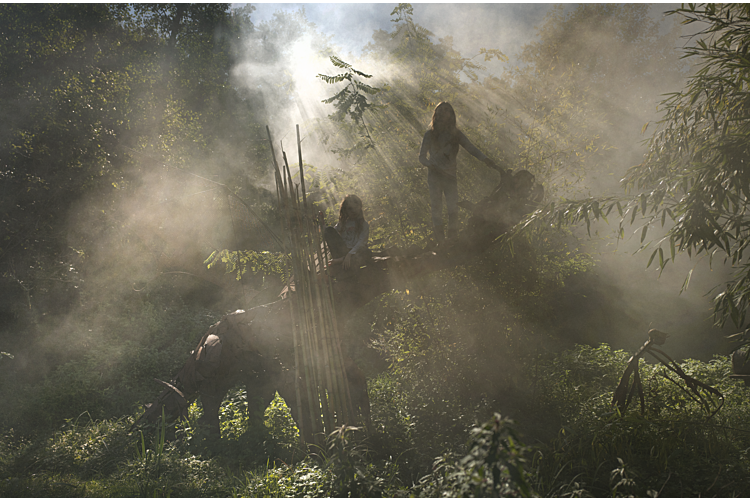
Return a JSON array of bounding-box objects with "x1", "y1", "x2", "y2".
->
[{"x1": 297, "y1": 124, "x2": 308, "y2": 208}]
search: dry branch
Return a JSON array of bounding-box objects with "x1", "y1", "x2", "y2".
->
[{"x1": 612, "y1": 329, "x2": 724, "y2": 419}]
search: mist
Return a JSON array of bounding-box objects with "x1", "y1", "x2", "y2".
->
[
  {"x1": 1, "y1": 3, "x2": 731, "y2": 394},
  {"x1": 232, "y1": 3, "x2": 732, "y2": 360}
]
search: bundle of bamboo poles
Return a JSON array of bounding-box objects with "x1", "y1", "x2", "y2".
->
[{"x1": 266, "y1": 125, "x2": 354, "y2": 446}]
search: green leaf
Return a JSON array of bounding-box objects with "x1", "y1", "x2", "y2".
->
[{"x1": 682, "y1": 268, "x2": 693, "y2": 290}]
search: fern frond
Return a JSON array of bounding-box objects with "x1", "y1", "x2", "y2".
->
[
  {"x1": 354, "y1": 81, "x2": 380, "y2": 95},
  {"x1": 329, "y1": 55, "x2": 351, "y2": 69},
  {"x1": 321, "y1": 88, "x2": 350, "y2": 105},
  {"x1": 351, "y1": 68, "x2": 373, "y2": 79},
  {"x1": 317, "y1": 73, "x2": 350, "y2": 84}
]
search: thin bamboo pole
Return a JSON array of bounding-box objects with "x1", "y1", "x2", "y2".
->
[
  {"x1": 268, "y1": 127, "x2": 284, "y2": 208},
  {"x1": 299, "y1": 177, "x2": 335, "y2": 432},
  {"x1": 297, "y1": 124, "x2": 307, "y2": 208},
  {"x1": 322, "y1": 238, "x2": 355, "y2": 424}
]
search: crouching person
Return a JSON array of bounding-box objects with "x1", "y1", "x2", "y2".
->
[{"x1": 323, "y1": 194, "x2": 372, "y2": 273}]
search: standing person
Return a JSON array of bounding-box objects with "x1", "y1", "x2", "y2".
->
[
  {"x1": 419, "y1": 101, "x2": 503, "y2": 242},
  {"x1": 323, "y1": 194, "x2": 372, "y2": 271}
]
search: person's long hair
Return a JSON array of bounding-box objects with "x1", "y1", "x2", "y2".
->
[
  {"x1": 338, "y1": 194, "x2": 365, "y2": 235},
  {"x1": 428, "y1": 101, "x2": 459, "y2": 144}
]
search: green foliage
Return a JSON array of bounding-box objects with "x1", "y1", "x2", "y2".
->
[
  {"x1": 228, "y1": 425, "x2": 402, "y2": 497},
  {"x1": 0, "y1": 418, "x2": 131, "y2": 484},
  {"x1": 0, "y1": 3, "x2": 742, "y2": 498},
  {"x1": 0, "y1": 2, "x2": 265, "y2": 327},
  {"x1": 1, "y1": 299, "x2": 747, "y2": 498},
  {"x1": 532, "y1": 344, "x2": 630, "y2": 424},
  {"x1": 263, "y1": 392, "x2": 300, "y2": 449},
  {"x1": 318, "y1": 56, "x2": 383, "y2": 122},
  {"x1": 213, "y1": 389, "x2": 301, "y2": 467},
  {"x1": 519, "y1": 5, "x2": 750, "y2": 341},
  {"x1": 232, "y1": 459, "x2": 330, "y2": 497},
  {"x1": 321, "y1": 425, "x2": 399, "y2": 497},
  {"x1": 133, "y1": 409, "x2": 168, "y2": 496},
  {"x1": 532, "y1": 344, "x2": 750, "y2": 497},
  {"x1": 318, "y1": 55, "x2": 385, "y2": 156},
  {"x1": 626, "y1": 4, "x2": 750, "y2": 338},
  {"x1": 116, "y1": 441, "x2": 230, "y2": 497},
  {"x1": 204, "y1": 249, "x2": 287, "y2": 282},
  {"x1": 416, "y1": 413, "x2": 533, "y2": 497},
  {"x1": 365, "y1": 274, "x2": 545, "y2": 480}
]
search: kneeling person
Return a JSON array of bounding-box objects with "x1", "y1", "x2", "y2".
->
[{"x1": 324, "y1": 194, "x2": 372, "y2": 271}]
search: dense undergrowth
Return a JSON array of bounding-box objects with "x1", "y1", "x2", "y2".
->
[
  {"x1": 2, "y1": 282, "x2": 748, "y2": 497},
  {"x1": 0, "y1": 213, "x2": 743, "y2": 498}
]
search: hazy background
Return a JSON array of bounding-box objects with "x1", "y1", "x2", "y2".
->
[
  {"x1": 0, "y1": 3, "x2": 735, "y2": 416},
  {"x1": 246, "y1": 2, "x2": 552, "y2": 63},
  {"x1": 2, "y1": 6, "x2": 747, "y2": 495},
  {"x1": 227, "y1": 2, "x2": 732, "y2": 358}
]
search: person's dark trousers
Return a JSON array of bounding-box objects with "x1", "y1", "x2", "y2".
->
[{"x1": 428, "y1": 169, "x2": 459, "y2": 239}]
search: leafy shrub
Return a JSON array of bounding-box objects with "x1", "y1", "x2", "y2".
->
[
  {"x1": 368, "y1": 281, "x2": 533, "y2": 479},
  {"x1": 264, "y1": 392, "x2": 301, "y2": 451},
  {"x1": 531, "y1": 344, "x2": 750, "y2": 497},
  {"x1": 415, "y1": 413, "x2": 533, "y2": 497},
  {"x1": 116, "y1": 443, "x2": 230, "y2": 497},
  {"x1": 320, "y1": 425, "x2": 402, "y2": 497},
  {"x1": 234, "y1": 459, "x2": 332, "y2": 497}
]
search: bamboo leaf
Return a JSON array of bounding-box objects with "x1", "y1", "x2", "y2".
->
[{"x1": 682, "y1": 268, "x2": 693, "y2": 290}]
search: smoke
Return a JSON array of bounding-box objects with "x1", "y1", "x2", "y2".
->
[
  {"x1": 414, "y1": 3, "x2": 550, "y2": 74},
  {"x1": 2, "y1": 4, "x2": 730, "y2": 425},
  {"x1": 225, "y1": 4, "x2": 735, "y2": 362}
]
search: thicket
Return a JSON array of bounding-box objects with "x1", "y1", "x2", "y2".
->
[{"x1": 2, "y1": 3, "x2": 748, "y2": 498}]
